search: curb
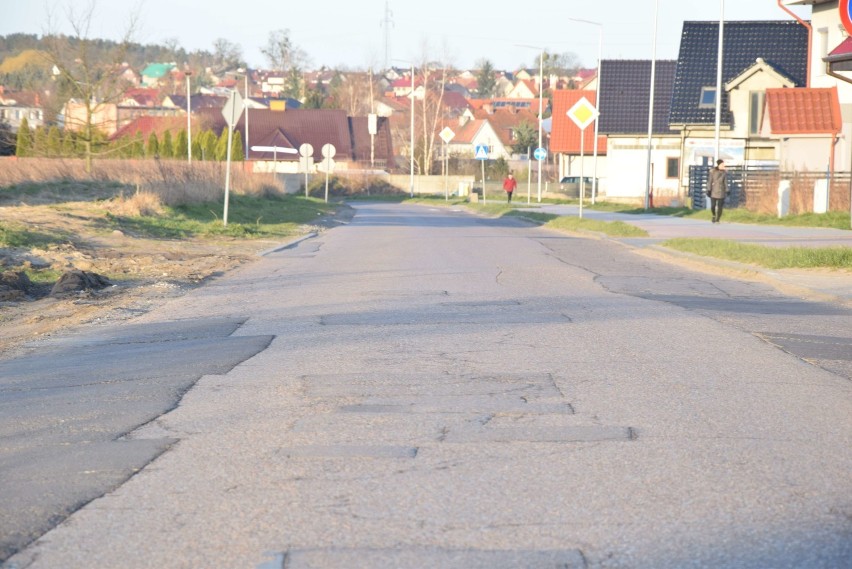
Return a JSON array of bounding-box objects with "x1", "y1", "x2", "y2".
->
[
  {"x1": 639, "y1": 243, "x2": 852, "y2": 308},
  {"x1": 259, "y1": 232, "x2": 318, "y2": 257}
]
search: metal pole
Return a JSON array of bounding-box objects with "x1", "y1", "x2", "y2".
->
[
  {"x1": 324, "y1": 158, "x2": 330, "y2": 203},
  {"x1": 410, "y1": 64, "x2": 415, "y2": 197},
  {"x1": 645, "y1": 0, "x2": 659, "y2": 211},
  {"x1": 527, "y1": 146, "x2": 532, "y2": 204},
  {"x1": 592, "y1": 26, "x2": 602, "y2": 204},
  {"x1": 714, "y1": 0, "x2": 725, "y2": 163},
  {"x1": 537, "y1": 49, "x2": 544, "y2": 203},
  {"x1": 579, "y1": 126, "x2": 585, "y2": 218},
  {"x1": 481, "y1": 159, "x2": 486, "y2": 205},
  {"x1": 245, "y1": 73, "x2": 250, "y2": 164},
  {"x1": 569, "y1": 19, "x2": 603, "y2": 204},
  {"x1": 186, "y1": 72, "x2": 192, "y2": 164},
  {"x1": 445, "y1": 141, "x2": 449, "y2": 201},
  {"x1": 223, "y1": 91, "x2": 235, "y2": 226}
]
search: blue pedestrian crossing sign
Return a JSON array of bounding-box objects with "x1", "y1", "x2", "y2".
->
[{"x1": 474, "y1": 145, "x2": 489, "y2": 160}]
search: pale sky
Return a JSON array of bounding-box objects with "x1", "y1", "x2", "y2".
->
[{"x1": 2, "y1": 1, "x2": 811, "y2": 71}]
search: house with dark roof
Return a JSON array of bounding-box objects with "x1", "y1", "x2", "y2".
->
[
  {"x1": 203, "y1": 108, "x2": 395, "y2": 173},
  {"x1": 670, "y1": 20, "x2": 808, "y2": 170},
  {"x1": 549, "y1": 60, "x2": 678, "y2": 200}
]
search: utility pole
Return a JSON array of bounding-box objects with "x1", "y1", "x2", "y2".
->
[{"x1": 381, "y1": 2, "x2": 394, "y2": 71}]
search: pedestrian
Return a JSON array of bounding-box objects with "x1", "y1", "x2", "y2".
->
[
  {"x1": 503, "y1": 172, "x2": 517, "y2": 203},
  {"x1": 707, "y1": 159, "x2": 729, "y2": 223}
]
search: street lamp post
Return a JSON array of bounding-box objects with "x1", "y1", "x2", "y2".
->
[
  {"x1": 517, "y1": 44, "x2": 546, "y2": 202},
  {"x1": 645, "y1": 0, "x2": 660, "y2": 211},
  {"x1": 393, "y1": 59, "x2": 416, "y2": 197},
  {"x1": 568, "y1": 18, "x2": 603, "y2": 204},
  {"x1": 185, "y1": 70, "x2": 192, "y2": 164}
]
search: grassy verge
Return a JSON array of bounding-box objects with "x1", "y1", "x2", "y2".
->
[
  {"x1": 544, "y1": 216, "x2": 649, "y2": 237},
  {"x1": 108, "y1": 194, "x2": 337, "y2": 239},
  {"x1": 0, "y1": 222, "x2": 68, "y2": 248},
  {"x1": 589, "y1": 201, "x2": 851, "y2": 230},
  {"x1": 662, "y1": 238, "x2": 852, "y2": 269}
]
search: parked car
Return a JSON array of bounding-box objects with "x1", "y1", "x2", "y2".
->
[{"x1": 558, "y1": 176, "x2": 597, "y2": 198}]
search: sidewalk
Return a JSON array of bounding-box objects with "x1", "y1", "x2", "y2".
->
[{"x1": 520, "y1": 204, "x2": 852, "y2": 306}]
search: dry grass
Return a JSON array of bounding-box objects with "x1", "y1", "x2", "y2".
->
[
  {"x1": 103, "y1": 191, "x2": 164, "y2": 217},
  {"x1": 743, "y1": 171, "x2": 851, "y2": 215},
  {"x1": 0, "y1": 157, "x2": 282, "y2": 206}
]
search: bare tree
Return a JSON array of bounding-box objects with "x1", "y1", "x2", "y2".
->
[
  {"x1": 212, "y1": 38, "x2": 244, "y2": 73},
  {"x1": 415, "y1": 43, "x2": 453, "y2": 175},
  {"x1": 261, "y1": 29, "x2": 308, "y2": 72},
  {"x1": 43, "y1": 1, "x2": 139, "y2": 172},
  {"x1": 328, "y1": 70, "x2": 380, "y2": 116}
]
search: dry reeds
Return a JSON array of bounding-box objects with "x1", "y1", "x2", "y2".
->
[{"x1": 0, "y1": 157, "x2": 282, "y2": 206}]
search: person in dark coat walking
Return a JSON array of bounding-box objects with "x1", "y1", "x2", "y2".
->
[
  {"x1": 707, "y1": 159, "x2": 729, "y2": 223},
  {"x1": 503, "y1": 172, "x2": 517, "y2": 203}
]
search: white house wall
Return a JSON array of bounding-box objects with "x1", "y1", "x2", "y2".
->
[
  {"x1": 605, "y1": 137, "x2": 681, "y2": 199},
  {"x1": 778, "y1": 136, "x2": 837, "y2": 171}
]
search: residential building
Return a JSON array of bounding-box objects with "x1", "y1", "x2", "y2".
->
[
  {"x1": 0, "y1": 88, "x2": 44, "y2": 131},
  {"x1": 550, "y1": 89, "x2": 608, "y2": 192},
  {"x1": 669, "y1": 20, "x2": 808, "y2": 172}
]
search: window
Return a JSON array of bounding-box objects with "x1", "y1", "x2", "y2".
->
[
  {"x1": 749, "y1": 91, "x2": 765, "y2": 135},
  {"x1": 666, "y1": 157, "x2": 680, "y2": 179},
  {"x1": 699, "y1": 87, "x2": 716, "y2": 108}
]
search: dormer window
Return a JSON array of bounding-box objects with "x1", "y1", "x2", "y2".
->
[{"x1": 699, "y1": 87, "x2": 717, "y2": 108}]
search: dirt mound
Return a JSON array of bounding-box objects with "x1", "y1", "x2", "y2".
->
[
  {"x1": 0, "y1": 271, "x2": 34, "y2": 301},
  {"x1": 49, "y1": 270, "x2": 112, "y2": 297}
]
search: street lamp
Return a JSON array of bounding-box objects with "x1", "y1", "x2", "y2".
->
[
  {"x1": 393, "y1": 59, "x2": 416, "y2": 197},
  {"x1": 185, "y1": 69, "x2": 192, "y2": 164},
  {"x1": 568, "y1": 18, "x2": 603, "y2": 204},
  {"x1": 237, "y1": 68, "x2": 251, "y2": 162},
  {"x1": 645, "y1": 0, "x2": 659, "y2": 210},
  {"x1": 517, "y1": 44, "x2": 546, "y2": 202}
]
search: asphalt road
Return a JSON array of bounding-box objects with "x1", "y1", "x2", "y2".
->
[{"x1": 3, "y1": 203, "x2": 851, "y2": 569}]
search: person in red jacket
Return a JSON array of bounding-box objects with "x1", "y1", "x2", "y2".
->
[{"x1": 503, "y1": 172, "x2": 517, "y2": 203}]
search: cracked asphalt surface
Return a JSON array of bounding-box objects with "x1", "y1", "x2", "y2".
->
[{"x1": 2, "y1": 202, "x2": 850, "y2": 569}]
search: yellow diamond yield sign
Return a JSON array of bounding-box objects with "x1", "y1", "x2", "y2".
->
[{"x1": 567, "y1": 96, "x2": 599, "y2": 130}]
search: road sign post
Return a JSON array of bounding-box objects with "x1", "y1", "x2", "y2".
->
[
  {"x1": 321, "y1": 144, "x2": 336, "y2": 203},
  {"x1": 221, "y1": 89, "x2": 244, "y2": 226},
  {"x1": 440, "y1": 127, "x2": 455, "y2": 201},
  {"x1": 475, "y1": 144, "x2": 489, "y2": 204},
  {"x1": 567, "y1": 97, "x2": 599, "y2": 219},
  {"x1": 299, "y1": 143, "x2": 314, "y2": 198}
]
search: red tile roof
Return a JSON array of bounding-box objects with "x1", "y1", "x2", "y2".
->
[
  {"x1": 110, "y1": 116, "x2": 187, "y2": 140},
  {"x1": 765, "y1": 87, "x2": 842, "y2": 135},
  {"x1": 550, "y1": 90, "x2": 606, "y2": 154},
  {"x1": 828, "y1": 37, "x2": 852, "y2": 58}
]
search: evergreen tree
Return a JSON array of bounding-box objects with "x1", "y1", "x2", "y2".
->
[
  {"x1": 32, "y1": 125, "x2": 48, "y2": 157},
  {"x1": 202, "y1": 129, "x2": 217, "y2": 161},
  {"x1": 215, "y1": 127, "x2": 229, "y2": 161},
  {"x1": 61, "y1": 129, "x2": 76, "y2": 157},
  {"x1": 173, "y1": 129, "x2": 188, "y2": 160},
  {"x1": 146, "y1": 132, "x2": 160, "y2": 158},
  {"x1": 46, "y1": 126, "x2": 62, "y2": 157},
  {"x1": 475, "y1": 59, "x2": 497, "y2": 99},
  {"x1": 161, "y1": 130, "x2": 174, "y2": 159},
  {"x1": 132, "y1": 131, "x2": 145, "y2": 158},
  {"x1": 231, "y1": 132, "x2": 244, "y2": 161},
  {"x1": 15, "y1": 117, "x2": 31, "y2": 157},
  {"x1": 191, "y1": 138, "x2": 203, "y2": 162}
]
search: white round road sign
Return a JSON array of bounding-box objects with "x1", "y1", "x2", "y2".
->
[
  {"x1": 299, "y1": 143, "x2": 314, "y2": 157},
  {"x1": 321, "y1": 143, "x2": 336, "y2": 159}
]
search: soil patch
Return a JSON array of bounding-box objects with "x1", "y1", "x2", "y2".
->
[{"x1": 0, "y1": 200, "x2": 352, "y2": 358}]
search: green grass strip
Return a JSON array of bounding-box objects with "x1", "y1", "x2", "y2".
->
[
  {"x1": 662, "y1": 238, "x2": 852, "y2": 269},
  {"x1": 544, "y1": 216, "x2": 649, "y2": 238},
  {"x1": 0, "y1": 222, "x2": 67, "y2": 248},
  {"x1": 109, "y1": 194, "x2": 337, "y2": 239}
]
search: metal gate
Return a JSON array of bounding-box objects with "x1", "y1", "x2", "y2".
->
[{"x1": 689, "y1": 165, "x2": 745, "y2": 210}]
